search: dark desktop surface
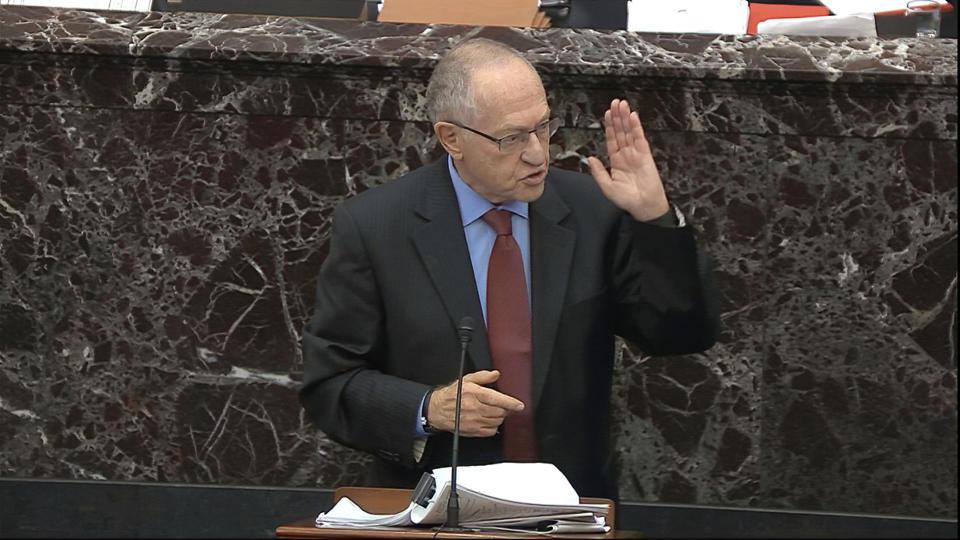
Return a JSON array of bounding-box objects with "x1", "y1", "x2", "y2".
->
[
  {"x1": 881, "y1": 0, "x2": 958, "y2": 38},
  {"x1": 1, "y1": 478, "x2": 956, "y2": 538},
  {"x1": 544, "y1": 0, "x2": 626, "y2": 30},
  {"x1": 153, "y1": 0, "x2": 372, "y2": 19}
]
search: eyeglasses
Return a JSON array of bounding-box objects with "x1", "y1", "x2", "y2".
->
[{"x1": 448, "y1": 118, "x2": 561, "y2": 154}]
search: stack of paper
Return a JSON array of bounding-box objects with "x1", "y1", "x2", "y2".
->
[
  {"x1": 756, "y1": 0, "x2": 953, "y2": 37},
  {"x1": 316, "y1": 462, "x2": 610, "y2": 534},
  {"x1": 627, "y1": 0, "x2": 751, "y2": 35},
  {"x1": 757, "y1": 13, "x2": 878, "y2": 37},
  {"x1": 820, "y1": 0, "x2": 950, "y2": 16}
]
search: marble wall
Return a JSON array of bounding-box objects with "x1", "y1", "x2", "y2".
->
[{"x1": 0, "y1": 6, "x2": 956, "y2": 518}]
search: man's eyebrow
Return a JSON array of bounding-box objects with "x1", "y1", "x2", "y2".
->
[{"x1": 500, "y1": 112, "x2": 552, "y2": 133}]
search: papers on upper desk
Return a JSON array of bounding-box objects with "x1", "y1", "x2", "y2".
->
[
  {"x1": 627, "y1": 0, "x2": 751, "y2": 35},
  {"x1": 316, "y1": 462, "x2": 611, "y2": 534},
  {"x1": 819, "y1": 0, "x2": 950, "y2": 17}
]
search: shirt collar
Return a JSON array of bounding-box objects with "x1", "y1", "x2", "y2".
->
[{"x1": 447, "y1": 155, "x2": 529, "y2": 227}]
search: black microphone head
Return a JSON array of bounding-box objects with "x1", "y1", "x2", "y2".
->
[{"x1": 457, "y1": 316, "x2": 474, "y2": 343}]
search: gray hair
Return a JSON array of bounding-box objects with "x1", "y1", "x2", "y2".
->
[{"x1": 425, "y1": 38, "x2": 540, "y2": 125}]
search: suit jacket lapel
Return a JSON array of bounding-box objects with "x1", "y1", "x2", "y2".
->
[
  {"x1": 411, "y1": 161, "x2": 492, "y2": 372},
  {"x1": 529, "y1": 180, "x2": 575, "y2": 410}
]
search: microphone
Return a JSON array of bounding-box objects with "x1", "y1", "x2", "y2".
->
[
  {"x1": 446, "y1": 316, "x2": 473, "y2": 530},
  {"x1": 457, "y1": 316, "x2": 474, "y2": 346}
]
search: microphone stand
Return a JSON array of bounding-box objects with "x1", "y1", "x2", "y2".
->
[{"x1": 444, "y1": 316, "x2": 473, "y2": 531}]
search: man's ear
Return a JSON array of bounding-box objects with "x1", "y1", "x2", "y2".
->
[{"x1": 434, "y1": 122, "x2": 463, "y2": 159}]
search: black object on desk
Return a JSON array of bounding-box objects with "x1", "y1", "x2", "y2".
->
[
  {"x1": 874, "y1": 0, "x2": 957, "y2": 38},
  {"x1": 545, "y1": 0, "x2": 628, "y2": 30},
  {"x1": 153, "y1": 0, "x2": 372, "y2": 20}
]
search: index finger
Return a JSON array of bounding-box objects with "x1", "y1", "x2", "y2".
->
[{"x1": 473, "y1": 385, "x2": 525, "y2": 412}]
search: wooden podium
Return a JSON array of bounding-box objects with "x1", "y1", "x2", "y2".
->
[{"x1": 275, "y1": 486, "x2": 637, "y2": 538}]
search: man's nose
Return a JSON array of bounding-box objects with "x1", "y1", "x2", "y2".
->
[{"x1": 520, "y1": 131, "x2": 547, "y2": 164}]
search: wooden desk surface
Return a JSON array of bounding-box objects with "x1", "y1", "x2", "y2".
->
[{"x1": 275, "y1": 487, "x2": 641, "y2": 539}]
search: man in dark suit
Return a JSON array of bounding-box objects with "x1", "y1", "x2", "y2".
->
[{"x1": 299, "y1": 38, "x2": 718, "y2": 497}]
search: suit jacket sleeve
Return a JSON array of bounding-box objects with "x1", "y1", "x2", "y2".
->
[
  {"x1": 299, "y1": 203, "x2": 429, "y2": 468},
  {"x1": 611, "y1": 216, "x2": 720, "y2": 355}
]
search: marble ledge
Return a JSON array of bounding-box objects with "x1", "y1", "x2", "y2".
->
[{"x1": 0, "y1": 5, "x2": 956, "y2": 86}]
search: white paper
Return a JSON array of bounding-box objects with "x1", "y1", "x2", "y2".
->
[
  {"x1": 317, "y1": 497, "x2": 419, "y2": 528},
  {"x1": 757, "y1": 13, "x2": 878, "y2": 36},
  {"x1": 818, "y1": 0, "x2": 949, "y2": 16},
  {"x1": 411, "y1": 482, "x2": 608, "y2": 526},
  {"x1": 459, "y1": 511, "x2": 599, "y2": 527},
  {"x1": 543, "y1": 517, "x2": 610, "y2": 534},
  {"x1": 315, "y1": 462, "x2": 609, "y2": 531},
  {"x1": 430, "y1": 462, "x2": 579, "y2": 506},
  {"x1": 480, "y1": 517, "x2": 610, "y2": 535},
  {"x1": 627, "y1": 0, "x2": 750, "y2": 35}
]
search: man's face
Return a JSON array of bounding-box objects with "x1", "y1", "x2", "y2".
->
[{"x1": 452, "y1": 59, "x2": 551, "y2": 205}]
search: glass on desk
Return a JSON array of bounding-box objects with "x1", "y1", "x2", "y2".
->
[{"x1": 906, "y1": 0, "x2": 942, "y2": 38}]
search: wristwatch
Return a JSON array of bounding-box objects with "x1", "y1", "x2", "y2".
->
[
  {"x1": 421, "y1": 389, "x2": 441, "y2": 434},
  {"x1": 420, "y1": 414, "x2": 440, "y2": 434}
]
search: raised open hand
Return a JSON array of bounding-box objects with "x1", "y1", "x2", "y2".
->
[{"x1": 586, "y1": 99, "x2": 670, "y2": 222}]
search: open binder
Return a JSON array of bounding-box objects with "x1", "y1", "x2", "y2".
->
[
  {"x1": 314, "y1": 463, "x2": 610, "y2": 534},
  {"x1": 294, "y1": 463, "x2": 613, "y2": 535}
]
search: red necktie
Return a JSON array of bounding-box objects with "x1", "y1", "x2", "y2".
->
[{"x1": 482, "y1": 209, "x2": 536, "y2": 462}]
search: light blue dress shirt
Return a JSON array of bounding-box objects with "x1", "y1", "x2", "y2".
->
[
  {"x1": 415, "y1": 156, "x2": 533, "y2": 436},
  {"x1": 447, "y1": 155, "x2": 532, "y2": 320}
]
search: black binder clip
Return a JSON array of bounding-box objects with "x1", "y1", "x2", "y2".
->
[{"x1": 411, "y1": 472, "x2": 436, "y2": 508}]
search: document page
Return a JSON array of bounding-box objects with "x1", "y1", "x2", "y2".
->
[
  {"x1": 431, "y1": 462, "x2": 580, "y2": 505},
  {"x1": 627, "y1": 0, "x2": 750, "y2": 34},
  {"x1": 316, "y1": 462, "x2": 609, "y2": 530},
  {"x1": 316, "y1": 497, "x2": 418, "y2": 528},
  {"x1": 409, "y1": 481, "x2": 608, "y2": 526},
  {"x1": 820, "y1": 0, "x2": 949, "y2": 16}
]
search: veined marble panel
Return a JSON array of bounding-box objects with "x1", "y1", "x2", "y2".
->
[
  {"x1": 0, "y1": 4, "x2": 956, "y2": 520},
  {"x1": 1, "y1": 7, "x2": 956, "y2": 84},
  {"x1": 758, "y1": 135, "x2": 956, "y2": 515},
  {"x1": 0, "y1": 104, "x2": 439, "y2": 485}
]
